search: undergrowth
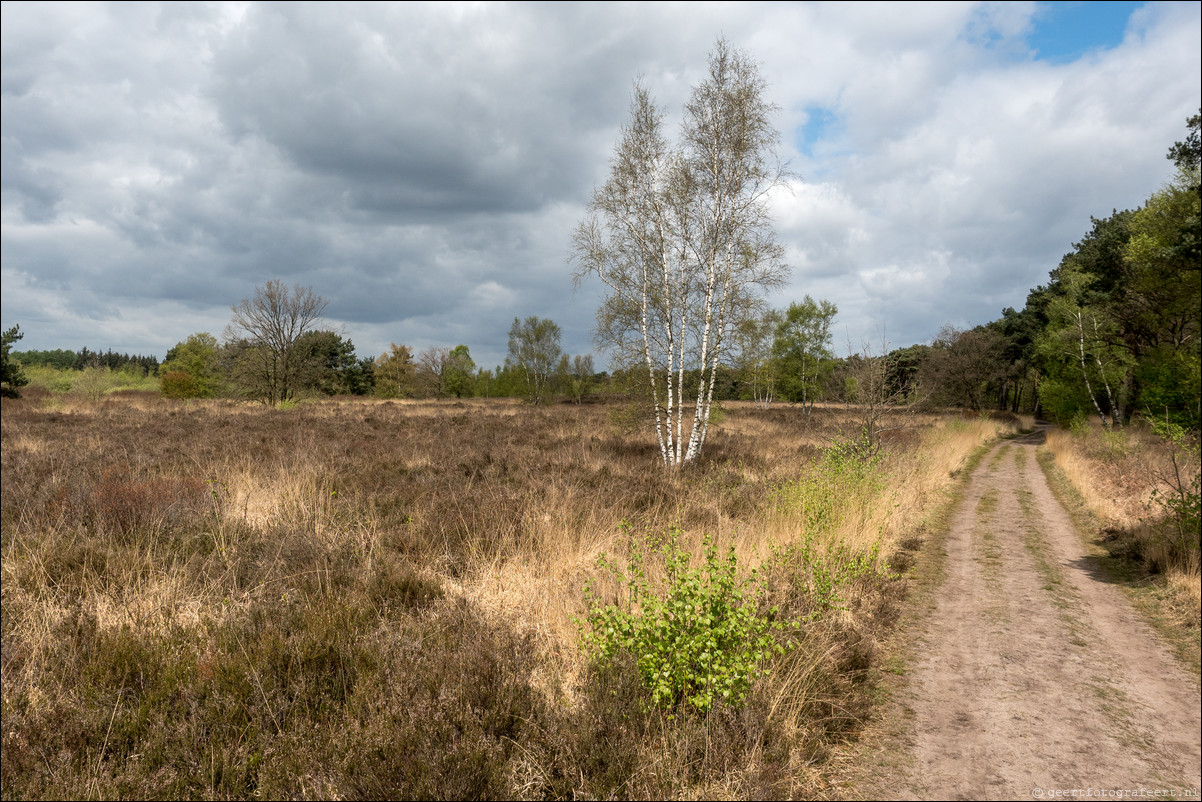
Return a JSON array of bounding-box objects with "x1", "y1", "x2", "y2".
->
[
  {"x1": 0, "y1": 396, "x2": 1014, "y2": 799},
  {"x1": 580, "y1": 525, "x2": 791, "y2": 714}
]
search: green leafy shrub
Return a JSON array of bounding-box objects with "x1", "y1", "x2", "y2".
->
[
  {"x1": 159, "y1": 370, "x2": 200, "y2": 399},
  {"x1": 580, "y1": 525, "x2": 791, "y2": 714},
  {"x1": 1146, "y1": 416, "x2": 1202, "y2": 567},
  {"x1": 772, "y1": 433, "x2": 884, "y2": 536},
  {"x1": 767, "y1": 535, "x2": 885, "y2": 622}
]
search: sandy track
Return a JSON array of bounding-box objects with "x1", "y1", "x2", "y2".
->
[{"x1": 859, "y1": 430, "x2": 1201, "y2": 801}]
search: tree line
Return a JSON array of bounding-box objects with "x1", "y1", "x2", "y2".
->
[
  {"x1": 894, "y1": 109, "x2": 1200, "y2": 430},
  {"x1": 0, "y1": 281, "x2": 602, "y2": 405},
  {"x1": 10, "y1": 345, "x2": 160, "y2": 376},
  {"x1": 153, "y1": 284, "x2": 604, "y2": 405}
]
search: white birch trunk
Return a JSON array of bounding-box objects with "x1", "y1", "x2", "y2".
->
[
  {"x1": 1075, "y1": 310, "x2": 1110, "y2": 429},
  {"x1": 1089, "y1": 313, "x2": 1123, "y2": 430}
]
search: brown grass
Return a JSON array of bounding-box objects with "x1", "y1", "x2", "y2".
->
[
  {"x1": 0, "y1": 393, "x2": 1017, "y2": 799},
  {"x1": 1042, "y1": 418, "x2": 1201, "y2": 670}
]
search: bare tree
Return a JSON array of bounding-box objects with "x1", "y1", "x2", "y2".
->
[
  {"x1": 415, "y1": 346, "x2": 451, "y2": 397},
  {"x1": 920, "y1": 325, "x2": 1009, "y2": 412},
  {"x1": 834, "y1": 333, "x2": 916, "y2": 458},
  {"x1": 226, "y1": 280, "x2": 327, "y2": 405},
  {"x1": 572, "y1": 39, "x2": 789, "y2": 467}
]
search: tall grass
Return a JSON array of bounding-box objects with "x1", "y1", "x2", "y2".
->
[
  {"x1": 1044, "y1": 419, "x2": 1201, "y2": 608},
  {"x1": 0, "y1": 394, "x2": 1017, "y2": 799}
]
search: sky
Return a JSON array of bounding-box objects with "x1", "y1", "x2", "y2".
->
[{"x1": 2, "y1": 1, "x2": 1199, "y2": 370}]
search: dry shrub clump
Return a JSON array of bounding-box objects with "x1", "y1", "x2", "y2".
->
[
  {"x1": 1044, "y1": 418, "x2": 1201, "y2": 617},
  {"x1": 0, "y1": 394, "x2": 1017, "y2": 799}
]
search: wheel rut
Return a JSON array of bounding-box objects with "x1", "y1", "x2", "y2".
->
[{"x1": 853, "y1": 430, "x2": 1201, "y2": 801}]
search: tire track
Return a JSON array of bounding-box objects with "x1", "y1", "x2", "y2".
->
[{"x1": 858, "y1": 430, "x2": 1201, "y2": 800}]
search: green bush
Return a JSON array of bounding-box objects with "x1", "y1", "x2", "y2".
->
[
  {"x1": 1147, "y1": 416, "x2": 1202, "y2": 566},
  {"x1": 580, "y1": 525, "x2": 791, "y2": 714},
  {"x1": 159, "y1": 370, "x2": 199, "y2": 399},
  {"x1": 772, "y1": 432, "x2": 884, "y2": 537},
  {"x1": 768, "y1": 535, "x2": 883, "y2": 621}
]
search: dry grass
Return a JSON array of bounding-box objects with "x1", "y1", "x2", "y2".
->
[
  {"x1": 0, "y1": 392, "x2": 1018, "y2": 799},
  {"x1": 1042, "y1": 419, "x2": 1201, "y2": 663}
]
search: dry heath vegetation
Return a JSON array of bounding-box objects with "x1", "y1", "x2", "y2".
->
[
  {"x1": 1042, "y1": 417, "x2": 1202, "y2": 661},
  {"x1": 1, "y1": 389, "x2": 1023, "y2": 799}
]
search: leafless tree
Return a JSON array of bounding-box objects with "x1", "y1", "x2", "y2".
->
[
  {"x1": 226, "y1": 280, "x2": 327, "y2": 405},
  {"x1": 415, "y1": 346, "x2": 451, "y2": 398},
  {"x1": 920, "y1": 325, "x2": 1009, "y2": 412}
]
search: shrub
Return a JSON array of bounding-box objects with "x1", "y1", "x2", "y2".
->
[
  {"x1": 1146, "y1": 416, "x2": 1202, "y2": 568},
  {"x1": 580, "y1": 525, "x2": 791, "y2": 714},
  {"x1": 763, "y1": 534, "x2": 887, "y2": 627},
  {"x1": 160, "y1": 370, "x2": 200, "y2": 399}
]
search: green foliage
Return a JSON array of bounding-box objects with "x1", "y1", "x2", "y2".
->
[
  {"x1": 1039, "y1": 377, "x2": 1097, "y2": 427},
  {"x1": 1012, "y1": 115, "x2": 1201, "y2": 429},
  {"x1": 295, "y1": 330, "x2": 370, "y2": 396},
  {"x1": 961, "y1": 114, "x2": 1200, "y2": 426},
  {"x1": 506, "y1": 316, "x2": 562, "y2": 405},
  {"x1": 1135, "y1": 348, "x2": 1202, "y2": 430},
  {"x1": 161, "y1": 332, "x2": 222, "y2": 398},
  {"x1": 73, "y1": 366, "x2": 120, "y2": 401},
  {"x1": 1167, "y1": 108, "x2": 1200, "y2": 173},
  {"x1": 1034, "y1": 265, "x2": 1133, "y2": 428},
  {"x1": 11, "y1": 346, "x2": 77, "y2": 370},
  {"x1": 22, "y1": 364, "x2": 76, "y2": 393},
  {"x1": 773, "y1": 296, "x2": 837, "y2": 414},
  {"x1": 1068, "y1": 410, "x2": 1092, "y2": 437},
  {"x1": 159, "y1": 370, "x2": 199, "y2": 399},
  {"x1": 580, "y1": 526, "x2": 790, "y2": 714},
  {"x1": 1, "y1": 325, "x2": 30, "y2": 398},
  {"x1": 1146, "y1": 415, "x2": 1202, "y2": 563},
  {"x1": 444, "y1": 344, "x2": 476, "y2": 398},
  {"x1": 885, "y1": 343, "x2": 932, "y2": 403},
  {"x1": 732, "y1": 309, "x2": 781, "y2": 406},
  {"x1": 373, "y1": 343, "x2": 415, "y2": 398},
  {"x1": 24, "y1": 364, "x2": 160, "y2": 400},
  {"x1": 558, "y1": 353, "x2": 596, "y2": 403},
  {"x1": 769, "y1": 535, "x2": 884, "y2": 621},
  {"x1": 773, "y1": 431, "x2": 884, "y2": 535}
]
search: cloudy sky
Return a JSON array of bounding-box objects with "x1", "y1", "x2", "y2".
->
[{"x1": 3, "y1": 1, "x2": 1199, "y2": 369}]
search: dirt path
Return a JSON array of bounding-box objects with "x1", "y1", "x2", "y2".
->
[{"x1": 851, "y1": 430, "x2": 1201, "y2": 801}]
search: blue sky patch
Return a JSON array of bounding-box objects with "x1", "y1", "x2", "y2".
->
[
  {"x1": 798, "y1": 106, "x2": 841, "y2": 159},
  {"x1": 1026, "y1": 1, "x2": 1143, "y2": 63}
]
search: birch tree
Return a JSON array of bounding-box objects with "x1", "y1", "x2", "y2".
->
[
  {"x1": 1037, "y1": 268, "x2": 1130, "y2": 429},
  {"x1": 572, "y1": 40, "x2": 789, "y2": 467},
  {"x1": 732, "y1": 310, "x2": 780, "y2": 409},
  {"x1": 506, "y1": 316, "x2": 563, "y2": 405},
  {"x1": 774, "y1": 296, "x2": 837, "y2": 418}
]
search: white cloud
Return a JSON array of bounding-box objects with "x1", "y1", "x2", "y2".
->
[{"x1": 2, "y1": 1, "x2": 1198, "y2": 366}]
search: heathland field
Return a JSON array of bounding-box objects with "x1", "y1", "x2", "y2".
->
[{"x1": 5, "y1": 390, "x2": 1192, "y2": 799}]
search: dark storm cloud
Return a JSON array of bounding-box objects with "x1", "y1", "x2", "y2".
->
[{"x1": 205, "y1": 2, "x2": 639, "y2": 219}]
